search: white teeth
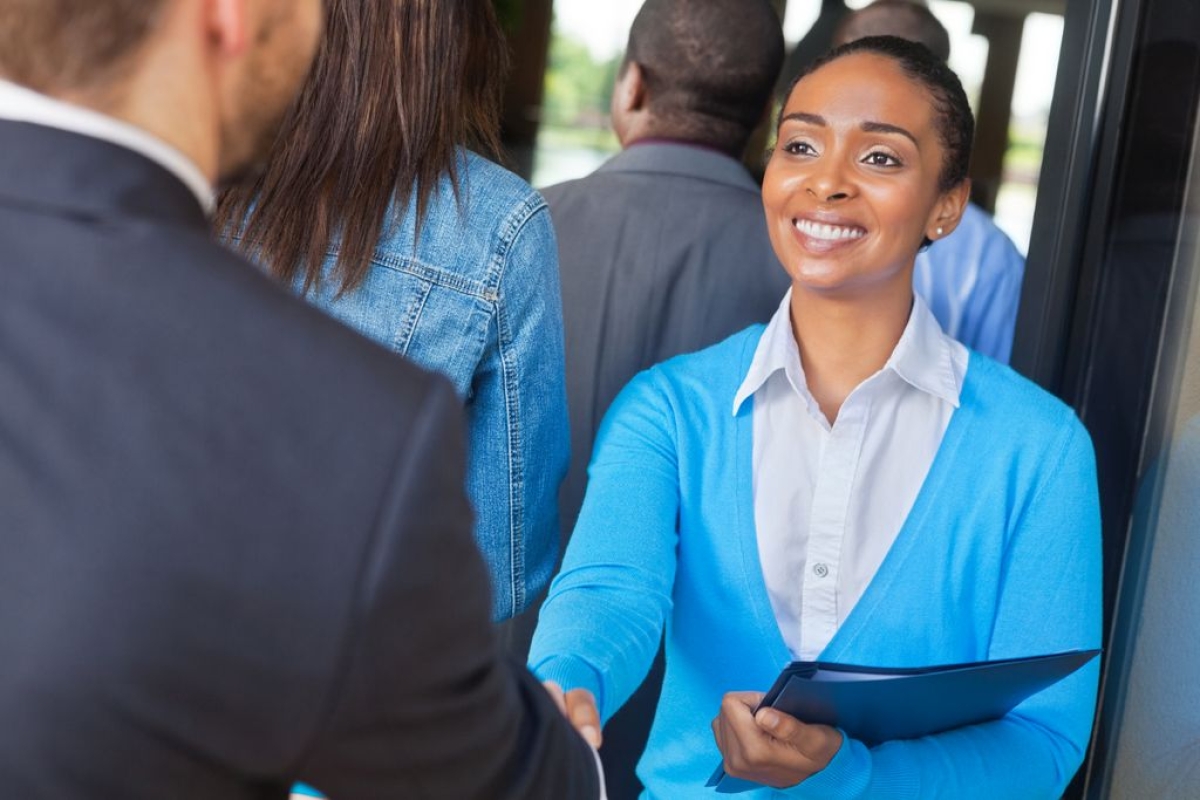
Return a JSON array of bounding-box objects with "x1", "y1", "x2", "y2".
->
[{"x1": 793, "y1": 219, "x2": 866, "y2": 241}]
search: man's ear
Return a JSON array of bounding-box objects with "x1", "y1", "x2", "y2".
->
[
  {"x1": 206, "y1": 0, "x2": 250, "y2": 58},
  {"x1": 613, "y1": 60, "x2": 647, "y2": 115},
  {"x1": 926, "y1": 178, "x2": 971, "y2": 241}
]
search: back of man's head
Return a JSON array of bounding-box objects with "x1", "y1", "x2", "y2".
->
[
  {"x1": 624, "y1": 0, "x2": 784, "y2": 155},
  {"x1": 832, "y1": 0, "x2": 951, "y2": 62},
  {"x1": 0, "y1": 0, "x2": 169, "y2": 96}
]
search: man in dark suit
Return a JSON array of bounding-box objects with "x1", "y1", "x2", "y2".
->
[
  {"x1": 536, "y1": 1, "x2": 787, "y2": 795},
  {"x1": 0, "y1": 1, "x2": 601, "y2": 798}
]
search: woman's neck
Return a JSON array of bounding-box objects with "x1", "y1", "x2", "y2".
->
[{"x1": 790, "y1": 284, "x2": 913, "y2": 425}]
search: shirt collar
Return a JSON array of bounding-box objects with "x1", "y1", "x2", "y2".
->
[
  {"x1": 733, "y1": 290, "x2": 808, "y2": 415},
  {"x1": 0, "y1": 80, "x2": 215, "y2": 215},
  {"x1": 887, "y1": 292, "x2": 966, "y2": 408},
  {"x1": 732, "y1": 289, "x2": 965, "y2": 416}
]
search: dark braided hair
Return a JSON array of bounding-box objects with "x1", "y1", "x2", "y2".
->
[{"x1": 784, "y1": 35, "x2": 974, "y2": 193}]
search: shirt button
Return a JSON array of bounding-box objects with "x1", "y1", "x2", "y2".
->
[{"x1": 813, "y1": 563, "x2": 829, "y2": 578}]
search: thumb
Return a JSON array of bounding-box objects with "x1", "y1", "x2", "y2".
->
[{"x1": 755, "y1": 706, "x2": 802, "y2": 741}]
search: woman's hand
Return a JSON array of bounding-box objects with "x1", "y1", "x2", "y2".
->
[
  {"x1": 542, "y1": 680, "x2": 603, "y2": 748},
  {"x1": 711, "y1": 692, "x2": 843, "y2": 789}
]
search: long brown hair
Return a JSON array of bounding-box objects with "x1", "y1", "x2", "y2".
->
[{"x1": 215, "y1": 0, "x2": 510, "y2": 294}]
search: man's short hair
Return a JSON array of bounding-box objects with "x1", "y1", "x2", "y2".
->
[
  {"x1": 625, "y1": 0, "x2": 784, "y2": 154},
  {"x1": 832, "y1": 0, "x2": 951, "y2": 62},
  {"x1": 0, "y1": 0, "x2": 169, "y2": 94}
]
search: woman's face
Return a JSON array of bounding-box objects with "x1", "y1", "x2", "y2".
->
[{"x1": 762, "y1": 52, "x2": 967, "y2": 298}]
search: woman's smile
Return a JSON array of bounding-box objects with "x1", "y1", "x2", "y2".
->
[{"x1": 790, "y1": 212, "x2": 869, "y2": 255}]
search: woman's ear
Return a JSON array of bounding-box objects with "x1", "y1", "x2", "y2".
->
[{"x1": 925, "y1": 179, "x2": 972, "y2": 242}]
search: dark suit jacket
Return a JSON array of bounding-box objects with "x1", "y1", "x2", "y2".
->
[
  {"x1": 0, "y1": 120, "x2": 598, "y2": 800},
  {"x1": 543, "y1": 142, "x2": 790, "y2": 540}
]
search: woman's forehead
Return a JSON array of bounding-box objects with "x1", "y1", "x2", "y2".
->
[{"x1": 783, "y1": 52, "x2": 937, "y2": 130}]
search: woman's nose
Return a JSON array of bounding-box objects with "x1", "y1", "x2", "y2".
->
[{"x1": 804, "y1": 162, "x2": 853, "y2": 203}]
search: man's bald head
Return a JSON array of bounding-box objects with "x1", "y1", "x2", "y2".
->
[
  {"x1": 615, "y1": 0, "x2": 785, "y2": 156},
  {"x1": 832, "y1": 0, "x2": 951, "y2": 62}
]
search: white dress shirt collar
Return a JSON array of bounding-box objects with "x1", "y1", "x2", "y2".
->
[
  {"x1": 733, "y1": 288, "x2": 965, "y2": 417},
  {"x1": 0, "y1": 80, "x2": 215, "y2": 215}
]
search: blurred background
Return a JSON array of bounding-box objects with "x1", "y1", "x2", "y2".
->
[{"x1": 498, "y1": 0, "x2": 1065, "y2": 253}]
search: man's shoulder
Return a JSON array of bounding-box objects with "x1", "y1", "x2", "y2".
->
[
  {"x1": 543, "y1": 153, "x2": 761, "y2": 209},
  {"x1": 121, "y1": 224, "x2": 448, "y2": 420},
  {"x1": 948, "y1": 203, "x2": 1024, "y2": 262}
]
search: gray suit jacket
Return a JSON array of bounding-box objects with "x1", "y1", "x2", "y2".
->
[
  {"x1": 543, "y1": 142, "x2": 789, "y2": 539},
  {"x1": 0, "y1": 120, "x2": 599, "y2": 800}
]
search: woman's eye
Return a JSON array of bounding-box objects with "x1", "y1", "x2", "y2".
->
[
  {"x1": 783, "y1": 141, "x2": 816, "y2": 156},
  {"x1": 863, "y1": 151, "x2": 901, "y2": 167}
]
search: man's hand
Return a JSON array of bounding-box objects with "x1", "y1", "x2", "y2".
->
[
  {"x1": 543, "y1": 680, "x2": 603, "y2": 749},
  {"x1": 711, "y1": 691, "x2": 842, "y2": 789}
]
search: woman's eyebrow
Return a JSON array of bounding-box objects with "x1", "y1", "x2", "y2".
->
[
  {"x1": 861, "y1": 121, "x2": 919, "y2": 148},
  {"x1": 779, "y1": 112, "x2": 826, "y2": 127},
  {"x1": 778, "y1": 114, "x2": 919, "y2": 149}
]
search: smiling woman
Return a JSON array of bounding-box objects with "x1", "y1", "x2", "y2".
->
[
  {"x1": 763, "y1": 37, "x2": 974, "y2": 421},
  {"x1": 529, "y1": 34, "x2": 1102, "y2": 799}
]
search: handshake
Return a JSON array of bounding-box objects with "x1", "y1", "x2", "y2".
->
[
  {"x1": 542, "y1": 680, "x2": 603, "y2": 749},
  {"x1": 540, "y1": 680, "x2": 843, "y2": 791}
]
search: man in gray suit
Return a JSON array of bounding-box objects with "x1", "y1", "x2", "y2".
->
[
  {"x1": 539, "y1": 1, "x2": 786, "y2": 795},
  {"x1": 545, "y1": 0, "x2": 788, "y2": 542},
  {"x1": 0, "y1": 1, "x2": 600, "y2": 797}
]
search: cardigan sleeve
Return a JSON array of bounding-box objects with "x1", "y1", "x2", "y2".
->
[
  {"x1": 528, "y1": 368, "x2": 681, "y2": 723},
  {"x1": 781, "y1": 414, "x2": 1103, "y2": 800}
]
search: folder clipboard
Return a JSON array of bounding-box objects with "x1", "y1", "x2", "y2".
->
[{"x1": 706, "y1": 649, "x2": 1099, "y2": 793}]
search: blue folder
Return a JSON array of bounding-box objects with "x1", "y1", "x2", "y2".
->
[{"x1": 707, "y1": 649, "x2": 1100, "y2": 793}]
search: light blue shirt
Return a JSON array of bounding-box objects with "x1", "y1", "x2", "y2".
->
[{"x1": 915, "y1": 202, "x2": 1025, "y2": 363}]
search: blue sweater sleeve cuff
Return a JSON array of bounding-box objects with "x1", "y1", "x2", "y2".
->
[
  {"x1": 530, "y1": 655, "x2": 607, "y2": 716},
  {"x1": 776, "y1": 733, "x2": 918, "y2": 799}
]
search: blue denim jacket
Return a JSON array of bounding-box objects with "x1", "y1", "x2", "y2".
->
[{"x1": 240, "y1": 151, "x2": 568, "y2": 620}]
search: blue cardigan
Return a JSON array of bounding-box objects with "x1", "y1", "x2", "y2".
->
[{"x1": 529, "y1": 326, "x2": 1101, "y2": 799}]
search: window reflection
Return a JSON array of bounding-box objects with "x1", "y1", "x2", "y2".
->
[{"x1": 1107, "y1": 120, "x2": 1200, "y2": 797}]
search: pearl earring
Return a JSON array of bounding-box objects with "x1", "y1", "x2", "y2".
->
[{"x1": 935, "y1": 227, "x2": 944, "y2": 237}]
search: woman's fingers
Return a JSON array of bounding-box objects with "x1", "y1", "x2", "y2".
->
[
  {"x1": 543, "y1": 681, "x2": 602, "y2": 748},
  {"x1": 755, "y1": 707, "x2": 843, "y2": 769},
  {"x1": 712, "y1": 691, "x2": 842, "y2": 789}
]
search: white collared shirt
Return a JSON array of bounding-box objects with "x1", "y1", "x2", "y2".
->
[
  {"x1": 0, "y1": 79, "x2": 214, "y2": 214},
  {"x1": 733, "y1": 290, "x2": 968, "y2": 660}
]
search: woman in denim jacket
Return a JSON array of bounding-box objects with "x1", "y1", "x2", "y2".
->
[{"x1": 217, "y1": 0, "x2": 567, "y2": 621}]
